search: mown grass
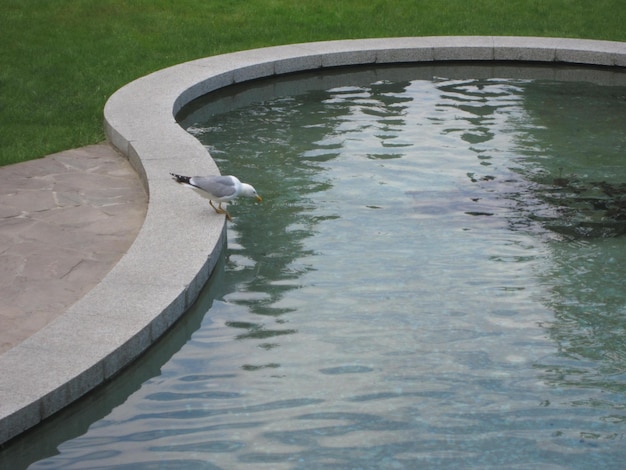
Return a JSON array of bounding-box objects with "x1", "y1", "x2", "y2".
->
[{"x1": 1, "y1": 0, "x2": 625, "y2": 165}]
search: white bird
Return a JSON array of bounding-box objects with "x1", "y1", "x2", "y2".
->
[{"x1": 170, "y1": 173, "x2": 262, "y2": 221}]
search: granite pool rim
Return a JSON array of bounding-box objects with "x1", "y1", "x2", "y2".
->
[{"x1": 1, "y1": 36, "x2": 625, "y2": 447}]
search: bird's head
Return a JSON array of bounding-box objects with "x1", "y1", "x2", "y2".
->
[{"x1": 241, "y1": 183, "x2": 262, "y2": 202}]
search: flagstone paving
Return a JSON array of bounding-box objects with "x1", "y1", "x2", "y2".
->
[{"x1": 0, "y1": 143, "x2": 147, "y2": 354}]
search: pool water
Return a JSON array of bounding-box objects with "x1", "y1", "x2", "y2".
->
[{"x1": 12, "y1": 64, "x2": 626, "y2": 468}]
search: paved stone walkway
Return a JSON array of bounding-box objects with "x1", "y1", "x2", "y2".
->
[{"x1": 0, "y1": 143, "x2": 147, "y2": 354}]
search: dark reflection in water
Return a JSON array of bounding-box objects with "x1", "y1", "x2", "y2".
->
[
  {"x1": 5, "y1": 64, "x2": 626, "y2": 469},
  {"x1": 538, "y1": 238, "x2": 626, "y2": 393},
  {"x1": 507, "y1": 81, "x2": 626, "y2": 425}
]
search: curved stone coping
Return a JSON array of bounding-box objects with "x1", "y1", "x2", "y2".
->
[{"x1": 1, "y1": 37, "x2": 625, "y2": 446}]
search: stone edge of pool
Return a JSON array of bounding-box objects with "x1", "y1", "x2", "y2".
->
[{"x1": 1, "y1": 36, "x2": 625, "y2": 446}]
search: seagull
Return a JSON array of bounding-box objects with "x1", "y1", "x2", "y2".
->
[{"x1": 170, "y1": 173, "x2": 262, "y2": 221}]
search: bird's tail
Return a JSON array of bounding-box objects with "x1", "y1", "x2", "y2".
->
[{"x1": 170, "y1": 173, "x2": 191, "y2": 184}]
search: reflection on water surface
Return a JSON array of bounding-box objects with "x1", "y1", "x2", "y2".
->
[{"x1": 9, "y1": 64, "x2": 626, "y2": 469}]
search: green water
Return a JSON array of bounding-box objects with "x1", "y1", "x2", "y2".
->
[{"x1": 7, "y1": 64, "x2": 626, "y2": 469}]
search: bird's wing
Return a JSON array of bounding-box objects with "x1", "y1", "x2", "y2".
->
[{"x1": 190, "y1": 176, "x2": 237, "y2": 198}]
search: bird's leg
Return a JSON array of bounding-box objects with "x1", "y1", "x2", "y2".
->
[
  {"x1": 209, "y1": 201, "x2": 233, "y2": 221},
  {"x1": 218, "y1": 203, "x2": 233, "y2": 222},
  {"x1": 209, "y1": 200, "x2": 222, "y2": 215}
]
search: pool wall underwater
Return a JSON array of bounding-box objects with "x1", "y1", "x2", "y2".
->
[{"x1": 1, "y1": 36, "x2": 625, "y2": 446}]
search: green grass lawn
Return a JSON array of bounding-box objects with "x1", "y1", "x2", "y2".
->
[{"x1": 1, "y1": 0, "x2": 625, "y2": 166}]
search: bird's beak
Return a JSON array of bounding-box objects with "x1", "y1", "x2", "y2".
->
[{"x1": 256, "y1": 195, "x2": 263, "y2": 203}]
